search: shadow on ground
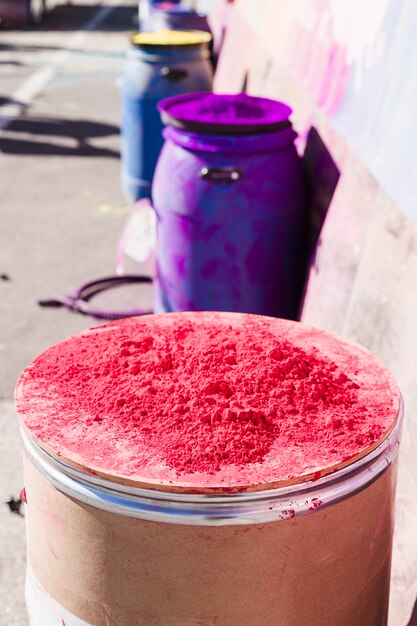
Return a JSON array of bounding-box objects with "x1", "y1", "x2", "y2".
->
[
  {"x1": 0, "y1": 96, "x2": 24, "y2": 106},
  {"x1": 296, "y1": 126, "x2": 341, "y2": 316},
  {"x1": 0, "y1": 3, "x2": 138, "y2": 33},
  {"x1": 303, "y1": 126, "x2": 341, "y2": 254},
  {"x1": 0, "y1": 115, "x2": 120, "y2": 158}
]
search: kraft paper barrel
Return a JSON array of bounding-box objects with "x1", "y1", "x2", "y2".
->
[
  {"x1": 120, "y1": 30, "x2": 213, "y2": 203},
  {"x1": 15, "y1": 313, "x2": 403, "y2": 626},
  {"x1": 152, "y1": 93, "x2": 307, "y2": 318}
]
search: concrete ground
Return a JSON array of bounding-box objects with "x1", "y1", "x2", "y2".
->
[{"x1": 0, "y1": 2, "x2": 141, "y2": 622}]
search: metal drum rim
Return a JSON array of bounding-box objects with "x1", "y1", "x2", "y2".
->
[{"x1": 21, "y1": 399, "x2": 403, "y2": 526}]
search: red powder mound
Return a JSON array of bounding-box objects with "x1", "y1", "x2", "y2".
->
[{"x1": 15, "y1": 313, "x2": 401, "y2": 492}]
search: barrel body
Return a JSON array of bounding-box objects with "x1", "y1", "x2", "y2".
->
[
  {"x1": 18, "y1": 311, "x2": 402, "y2": 626},
  {"x1": 24, "y1": 450, "x2": 399, "y2": 626},
  {"x1": 152, "y1": 127, "x2": 307, "y2": 317},
  {"x1": 121, "y1": 47, "x2": 213, "y2": 202},
  {"x1": 151, "y1": 0, "x2": 181, "y2": 5}
]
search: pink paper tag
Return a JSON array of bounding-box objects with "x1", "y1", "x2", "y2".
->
[{"x1": 116, "y1": 199, "x2": 156, "y2": 274}]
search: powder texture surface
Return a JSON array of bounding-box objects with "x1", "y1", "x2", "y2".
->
[
  {"x1": 158, "y1": 93, "x2": 292, "y2": 130},
  {"x1": 15, "y1": 313, "x2": 400, "y2": 492}
]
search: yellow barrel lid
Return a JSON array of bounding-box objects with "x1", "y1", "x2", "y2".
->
[{"x1": 131, "y1": 29, "x2": 212, "y2": 47}]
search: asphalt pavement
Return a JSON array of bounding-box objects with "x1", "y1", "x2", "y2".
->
[{"x1": 0, "y1": 2, "x2": 140, "y2": 622}]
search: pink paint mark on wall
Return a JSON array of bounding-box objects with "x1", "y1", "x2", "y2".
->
[
  {"x1": 48, "y1": 543, "x2": 59, "y2": 561},
  {"x1": 285, "y1": 15, "x2": 350, "y2": 116},
  {"x1": 317, "y1": 44, "x2": 349, "y2": 113},
  {"x1": 283, "y1": 0, "x2": 392, "y2": 116},
  {"x1": 212, "y1": 8, "x2": 255, "y2": 92}
]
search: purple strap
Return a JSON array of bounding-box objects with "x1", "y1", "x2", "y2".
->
[{"x1": 38, "y1": 275, "x2": 153, "y2": 320}]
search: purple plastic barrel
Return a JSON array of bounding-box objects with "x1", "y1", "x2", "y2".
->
[{"x1": 152, "y1": 93, "x2": 307, "y2": 318}]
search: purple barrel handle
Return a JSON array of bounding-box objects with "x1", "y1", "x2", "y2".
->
[
  {"x1": 199, "y1": 166, "x2": 244, "y2": 183},
  {"x1": 38, "y1": 275, "x2": 153, "y2": 320}
]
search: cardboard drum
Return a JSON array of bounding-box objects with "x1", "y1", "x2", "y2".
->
[{"x1": 15, "y1": 312, "x2": 402, "y2": 626}]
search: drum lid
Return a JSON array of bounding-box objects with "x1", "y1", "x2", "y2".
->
[
  {"x1": 158, "y1": 92, "x2": 292, "y2": 135},
  {"x1": 131, "y1": 29, "x2": 212, "y2": 49}
]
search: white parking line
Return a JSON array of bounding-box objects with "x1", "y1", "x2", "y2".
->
[{"x1": 0, "y1": 1, "x2": 123, "y2": 134}]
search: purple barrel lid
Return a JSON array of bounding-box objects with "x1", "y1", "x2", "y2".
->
[{"x1": 158, "y1": 92, "x2": 293, "y2": 135}]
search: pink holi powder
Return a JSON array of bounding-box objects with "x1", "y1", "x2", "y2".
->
[{"x1": 15, "y1": 313, "x2": 400, "y2": 492}]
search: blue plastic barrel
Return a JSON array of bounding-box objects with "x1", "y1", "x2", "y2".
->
[
  {"x1": 150, "y1": 0, "x2": 180, "y2": 6},
  {"x1": 121, "y1": 30, "x2": 213, "y2": 202}
]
